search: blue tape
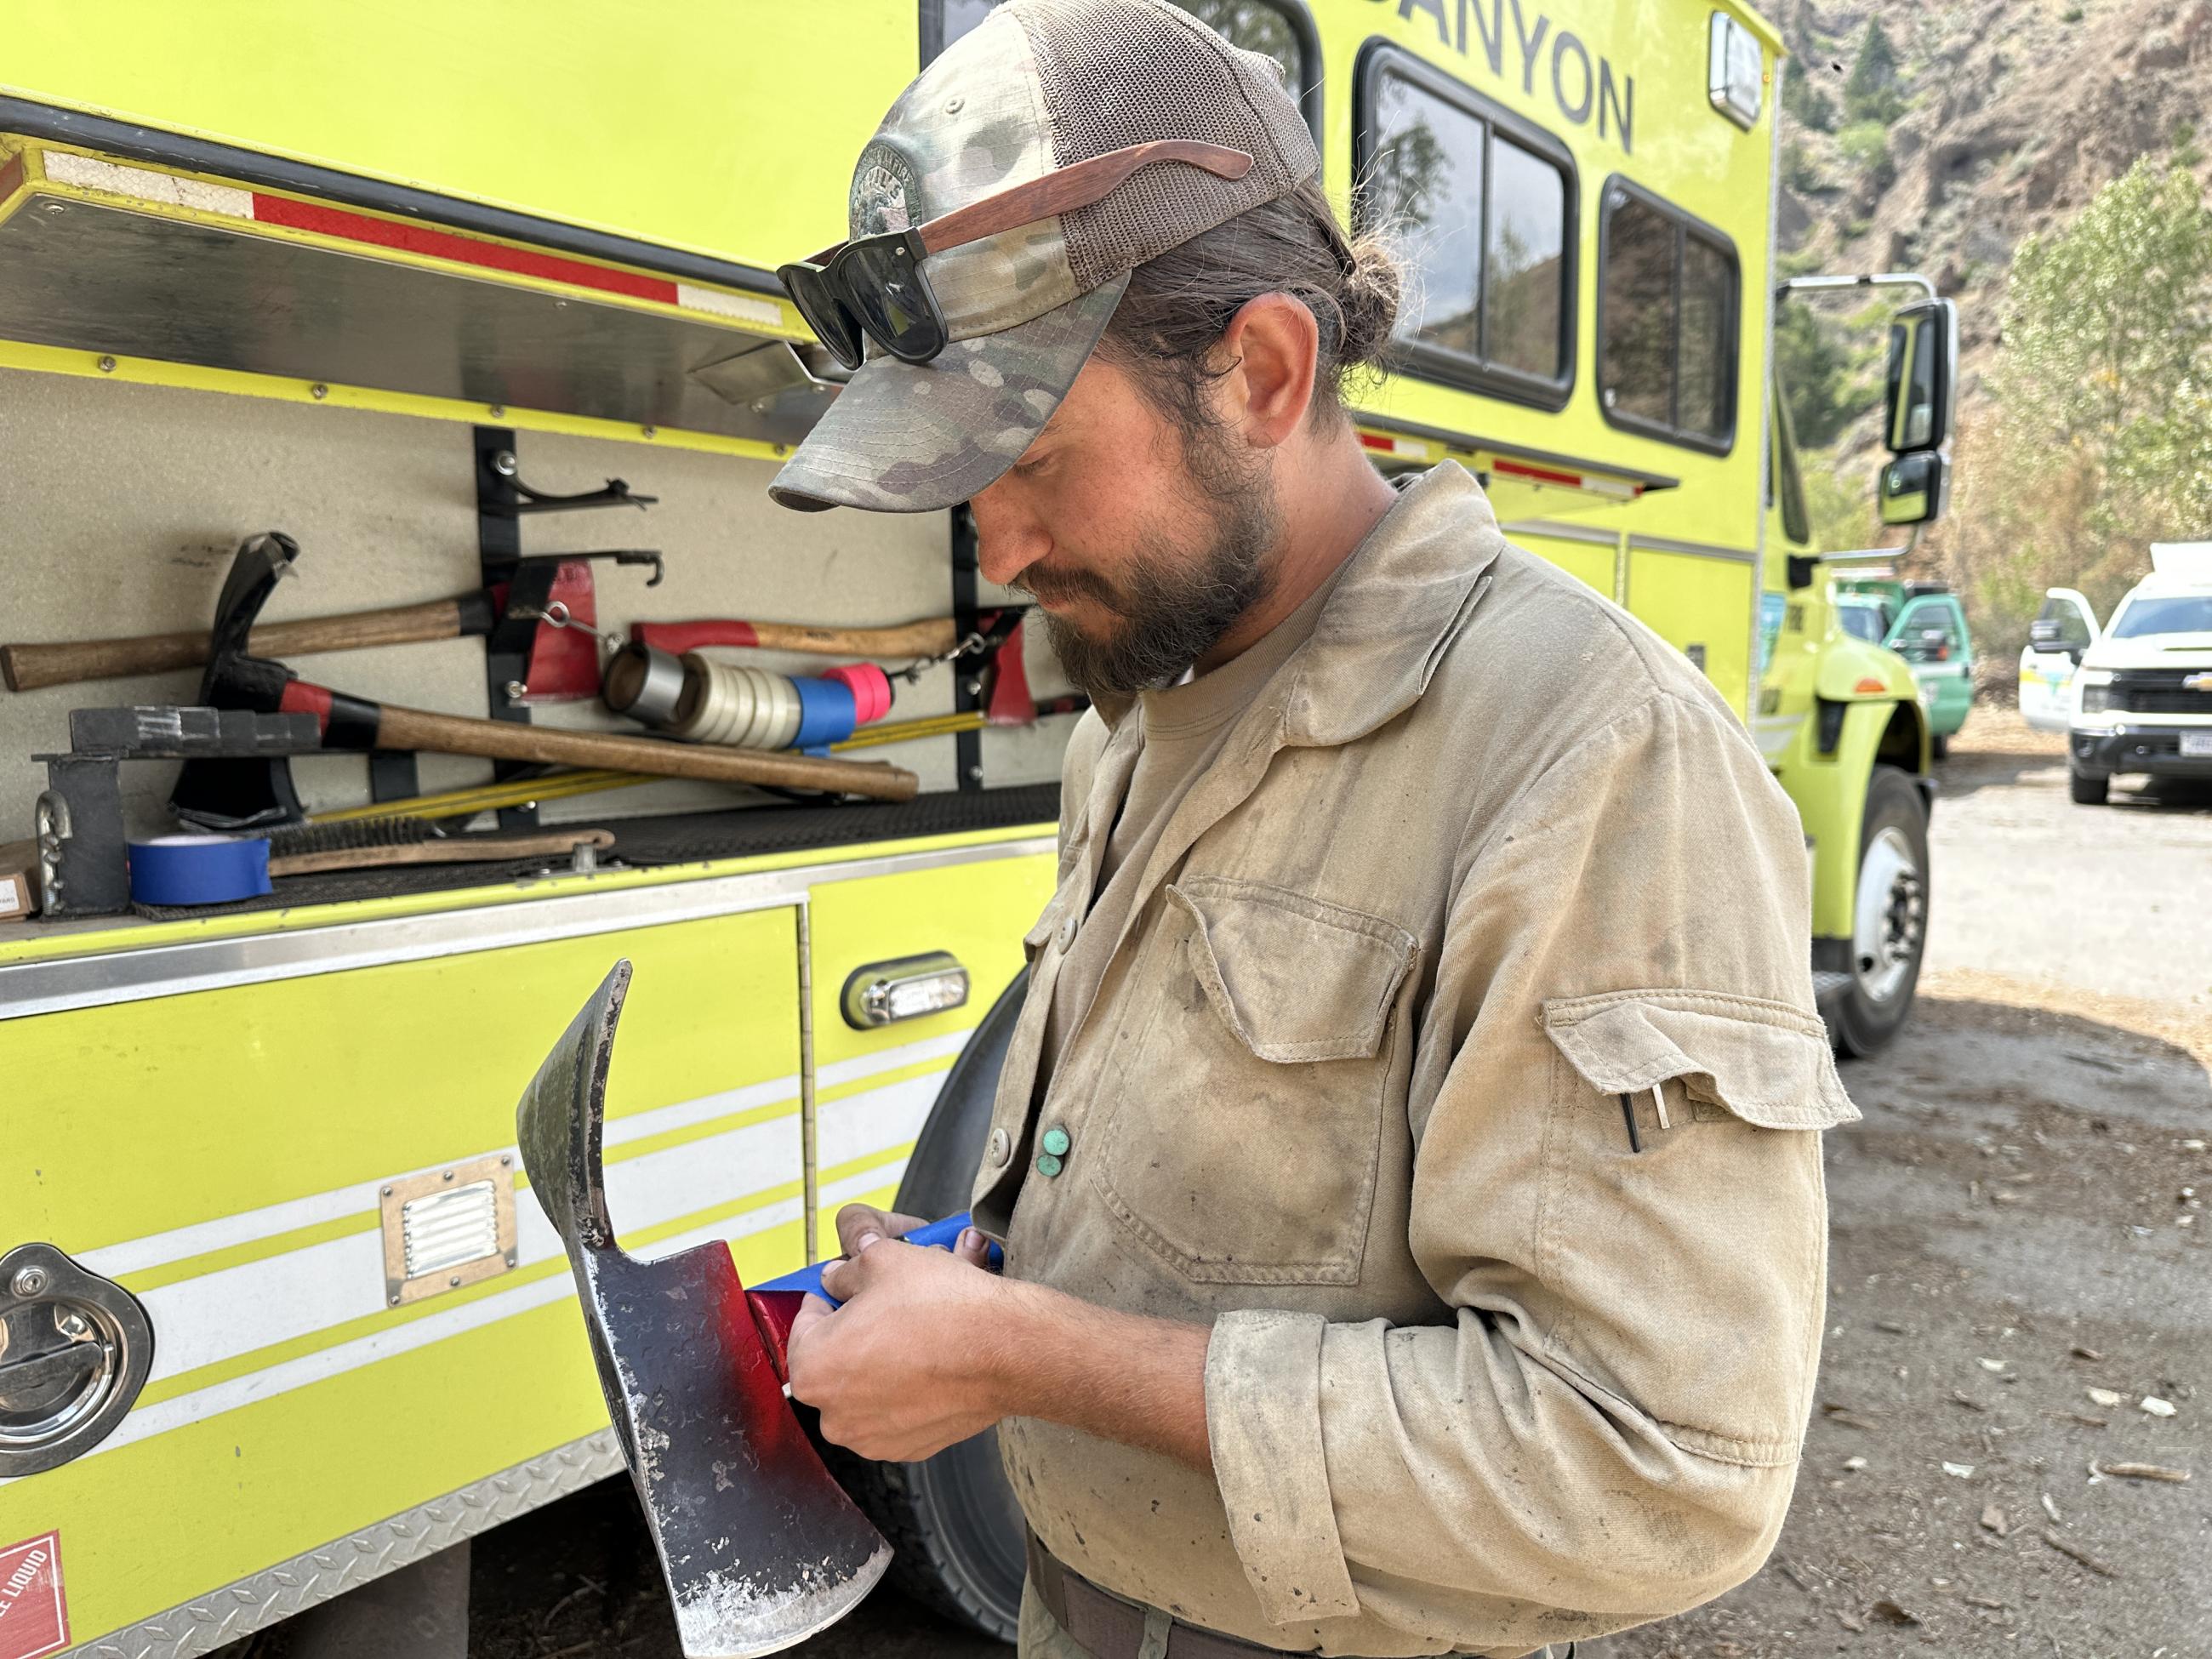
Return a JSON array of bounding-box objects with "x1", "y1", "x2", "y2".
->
[
  {"x1": 788, "y1": 676, "x2": 858, "y2": 750},
  {"x1": 128, "y1": 835, "x2": 272, "y2": 905},
  {"x1": 751, "y1": 1211, "x2": 1000, "y2": 1307}
]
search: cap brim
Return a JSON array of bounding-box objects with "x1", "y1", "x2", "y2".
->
[{"x1": 769, "y1": 272, "x2": 1128, "y2": 513}]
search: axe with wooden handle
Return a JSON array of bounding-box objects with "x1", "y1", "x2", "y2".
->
[
  {"x1": 516, "y1": 961, "x2": 893, "y2": 1657},
  {"x1": 1, "y1": 550, "x2": 653, "y2": 696}
]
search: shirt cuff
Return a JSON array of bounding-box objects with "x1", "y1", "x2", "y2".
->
[{"x1": 1205, "y1": 1308, "x2": 1360, "y2": 1624}]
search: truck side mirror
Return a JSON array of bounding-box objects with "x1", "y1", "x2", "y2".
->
[
  {"x1": 2027, "y1": 618, "x2": 2082, "y2": 659},
  {"x1": 1878, "y1": 450, "x2": 1947, "y2": 526},
  {"x1": 1884, "y1": 299, "x2": 1956, "y2": 453}
]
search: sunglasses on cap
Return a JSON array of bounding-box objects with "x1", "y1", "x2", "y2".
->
[{"x1": 778, "y1": 140, "x2": 1254, "y2": 371}]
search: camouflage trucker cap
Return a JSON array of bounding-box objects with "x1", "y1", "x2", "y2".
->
[{"x1": 767, "y1": 0, "x2": 1320, "y2": 513}]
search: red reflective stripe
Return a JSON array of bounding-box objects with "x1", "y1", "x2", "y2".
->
[
  {"x1": 1853, "y1": 677, "x2": 1888, "y2": 694},
  {"x1": 1491, "y1": 458, "x2": 1585, "y2": 489},
  {"x1": 248, "y1": 195, "x2": 680, "y2": 305},
  {"x1": 1358, "y1": 433, "x2": 1396, "y2": 452},
  {"x1": 0, "y1": 151, "x2": 25, "y2": 207},
  {"x1": 278, "y1": 681, "x2": 334, "y2": 732}
]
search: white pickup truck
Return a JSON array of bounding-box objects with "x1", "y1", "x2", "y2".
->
[{"x1": 2019, "y1": 543, "x2": 2212, "y2": 804}]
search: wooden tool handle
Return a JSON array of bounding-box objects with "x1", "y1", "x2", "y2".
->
[
  {"x1": 633, "y1": 617, "x2": 961, "y2": 659},
  {"x1": 370, "y1": 703, "x2": 919, "y2": 801},
  {"x1": 270, "y1": 828, "x2": 617, "y2": 878},
  {"x1": 3, "y1": 599, "x2": 472, "y2": 692}
]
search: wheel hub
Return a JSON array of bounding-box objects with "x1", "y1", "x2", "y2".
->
[{"x1": 1853, "y1": 825, "x2": 1924, "y2": 1006}]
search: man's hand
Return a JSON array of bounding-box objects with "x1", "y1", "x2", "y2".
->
[
  {"x1": 786, "y1": 1202, "x2": 1216, "y2": 1472},
  {"x1": 784, "y1": 1204, "x2": 1004, "y2": 1462}
]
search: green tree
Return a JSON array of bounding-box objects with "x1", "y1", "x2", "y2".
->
[
  {"x1": 1996, "y1": 159, "x2": 2212, "y2": 465},
  {"x1": 1843, "y1": 19, "x2": 1905, "y2": 124},
  {"x1": 1775, "y1": 300, "x2": 1878, "y2": 449},
  {"x1": 1781, "y1": 56, "x2": 1835, "y2": 133},
  {"x1": 1947, "y1": 160, "x2": 2212, "y2": 657},
  {"x1": 1836, "y1": 120, "x2": 1896, "y2": 190}
]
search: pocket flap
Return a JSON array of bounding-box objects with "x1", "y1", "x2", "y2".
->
[
  {"x1": 1540, "y1": 990, "x2": 1860, "y2": 1129},
  {"x1": 1166, "y1": 875, "x2": 1416, "y2": 1063},
  {"x1": 1023, "y1": 895, "x2": 1064, "y2": 965}
]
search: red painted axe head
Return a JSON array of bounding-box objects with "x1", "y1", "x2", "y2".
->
[{"x1": 516, "y1": 961, "x2": 890, "y2": 1656}]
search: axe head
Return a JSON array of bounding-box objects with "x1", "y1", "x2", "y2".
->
[
  {"x1": 516, "y1": 962, "x2": 892, "y2": 1656},
  {"x1": 172, "y1": 533, "x2": 309, "y2": 830}
]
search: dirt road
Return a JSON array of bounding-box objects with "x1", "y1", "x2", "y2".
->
[
  {"x1": 1599, "y1": 714, "x2": 2212, "y2": 1657},
  {"x1": 243, "y1": 715, "x2": 2211, "y2": 1659}
]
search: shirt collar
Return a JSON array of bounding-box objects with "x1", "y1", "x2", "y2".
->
[{"x1": 1087, "y1": 461, "x2": 1503, "y2": 744}]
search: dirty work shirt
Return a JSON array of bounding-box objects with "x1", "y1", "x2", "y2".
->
[
  {"x1": 1033, "y1": 570, "x2": 1339, "y2": 1091},
  {"x1": 972, "y1": 463, "x2": 1857, "y2": 1658}
]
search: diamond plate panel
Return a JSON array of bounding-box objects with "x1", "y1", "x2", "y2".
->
[{"x1": 63, "y1": 1431, "x2": 624, "y2": 1659}]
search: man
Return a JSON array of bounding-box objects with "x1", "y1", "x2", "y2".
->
[{"x1": 776, "y1": 3, "x2": 1857, "y2": 1656}]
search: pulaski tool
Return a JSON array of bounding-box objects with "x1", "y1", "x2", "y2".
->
[
  {"x1": 1, "y1": 546, "x2": 657, "y2": 697},
  {"x1": 516, "y1": 961, "x2": 892, "y2": 1656}
]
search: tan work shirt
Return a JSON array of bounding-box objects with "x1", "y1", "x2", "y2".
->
[
  {"x1": 1035, "y1": 572, "x2": 1339, "y2": 1088},
  {"x1": 972, "y1": 463, "x2": 1855, "y2": 1657}
]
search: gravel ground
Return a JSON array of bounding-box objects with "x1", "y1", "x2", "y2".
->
[{"x1": 229, "y1": 712, "x2": 2212, "y2": 1659}]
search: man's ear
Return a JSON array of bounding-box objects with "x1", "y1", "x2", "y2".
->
[{"x1": 1214, "y1": 293, "x2": 1320, "y2": 451}]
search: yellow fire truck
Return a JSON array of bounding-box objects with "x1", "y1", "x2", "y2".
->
[{"x1": 0, "y1": 2, "x2": 1952, "y2": 1652}]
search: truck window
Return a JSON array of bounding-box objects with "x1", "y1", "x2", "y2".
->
[
  {"x1": 2109, "y1": 595, "x2": 2212, "y2": 638},
  {"x1": 924, "y1": 1, "x2": 1322, "y2": 140},
  {"x1": 1895, "y1": 605, "x2": 1964, "y2": 662},
  {"x1": 1354, "y1": 44, "x2": 1576, "y2": 409},
  {"x1": 2034, "y1": 593, "x2": 2095, "y2": 651},
  {"x1": 1837, "y1": 603, "x2": 1887, "y2": 644},
  {"x1": 1599, "y1": 179, "x2": 1739, "y2": 452}
]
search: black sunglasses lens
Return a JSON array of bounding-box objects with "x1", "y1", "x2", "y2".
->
[
  {"x1": 778, "y1": 263, "x2": 866, "y2": 368},
  {"x1": 841, "y1": 239, "x2": 948, "y2": 364}
]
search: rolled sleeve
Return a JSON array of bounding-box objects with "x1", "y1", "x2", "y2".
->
[
  {"x1": 1205, "y1": 691, "x2": 1841, "y2": 1640},
  {"x1": 1204, "y1": 1308, "x2": 1359, "y2": 1622}
]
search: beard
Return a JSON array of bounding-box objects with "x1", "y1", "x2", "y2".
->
[{"x1": 1017, "y1": 435, "x2": 1280, "y2": 701}]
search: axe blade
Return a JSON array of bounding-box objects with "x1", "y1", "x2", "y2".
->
[{"x1": 517, "y1": 963, "x2": 891, "y2": 1656}]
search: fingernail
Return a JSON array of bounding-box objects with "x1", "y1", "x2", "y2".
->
[
  {"x1": 960, "y1": 1228, "x2": 981, "y2": 1252},
  {"x1": 856, "y1": 1231, "x2": 882, "y2": 1252}
]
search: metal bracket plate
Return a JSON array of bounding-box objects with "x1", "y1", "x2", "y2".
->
[{"x1": 379, "y1": 1154, "x2": 518, "y2": 1308}]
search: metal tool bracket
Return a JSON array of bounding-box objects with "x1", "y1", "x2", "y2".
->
[
  {"x1": 473, "y1": 428, "x2": 664, "y2": 825},
  {"x1": 950, "y1": 506, "x2": 983, "y2": 793}
]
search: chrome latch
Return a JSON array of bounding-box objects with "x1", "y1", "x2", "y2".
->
[
  {"x1": 840, "y1": 951, "x2": 970, "y2": 1029},
  {"x1": 0, "y1": 1243, "x2": 156, "y2": 1477}
]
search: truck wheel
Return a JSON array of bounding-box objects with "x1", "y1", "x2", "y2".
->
[
  {"x1": 1832, "y1": 766, "x2": 1928, "y2": 1058},
  {"x1": 824, "y1": 970, "x2": 1029, "y2": 1641},
  {"x1": 2067, "y1": 764, "x2": 2109, "y2": 805},
  {"x1": 1930, "y1": 733, "x2": 1948, "y2": 761}
]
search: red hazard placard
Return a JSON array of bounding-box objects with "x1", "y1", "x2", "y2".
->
[{"x1": 0, "y1": 1532, "x2": 68, "y2": 1659}]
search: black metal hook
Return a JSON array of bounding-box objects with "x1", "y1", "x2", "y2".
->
[{"x1": 483, "y1": 449, "x2": 658, "y2": 517}]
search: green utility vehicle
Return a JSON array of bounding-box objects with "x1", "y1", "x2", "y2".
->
[{"x1": 1835, "y1": 578, "x2": 1976, "y2": 757}]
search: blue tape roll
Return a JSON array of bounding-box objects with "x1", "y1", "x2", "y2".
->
[
  {"x1": 789, "y1": 675, "x2": 858, "y2": 751},
  {"x1": 750, "y1": 1211, "x2": 1001, "y2": 1307},
  {"x1": 128, "y1": 835, "x2": 273, "y2": 905}
]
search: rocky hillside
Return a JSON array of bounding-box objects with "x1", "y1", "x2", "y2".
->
[{"x1": 1776, "y1": 0, "x2": 2212, "y2": 455}]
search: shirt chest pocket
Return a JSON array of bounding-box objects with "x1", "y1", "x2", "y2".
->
[{"x1": 1089, "y1": 875, "x2": 1417, "y2": 1286}]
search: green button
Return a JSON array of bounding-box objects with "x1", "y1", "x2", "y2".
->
[
  {"x1": 1041, "y1": 1125, "x2": 1071, "y2": 1158},
  {"x1": 1035, "y1": 1152, "x2": 1064, "y2": 1178}
]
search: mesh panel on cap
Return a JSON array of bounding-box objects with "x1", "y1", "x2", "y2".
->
[{"x1": 1012, "y1": 0, "x2": 1320, "y2": 291}]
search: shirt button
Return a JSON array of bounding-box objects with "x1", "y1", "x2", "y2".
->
[
  {"x1": 987, "y1": 1126, "x2": 1012, "y2": 1167},
  {"x1": 1040, "y1": 1125, "x2": 1071, "y2": 1158},
  {"x1": 1057, "y1": 912, "x2": 1080, "y2": 952},
  {"x1": 1035, "y1": 1151, "x2": 1064, "y2": 1178}
]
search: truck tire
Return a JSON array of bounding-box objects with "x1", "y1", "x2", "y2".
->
[
  {"x1": 2068, "y1": 764, "x2": 2109, "y2": 805},
  {"x1": 1930, "y1": 733, "x2": 1948, "y2": 761},
  {"x1": 824, "y1": 969, "x2": 1030, "y2": 1641},
  {"x1": 1830, "y1": 766, "x2": 1929, "y2": 1058}
]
